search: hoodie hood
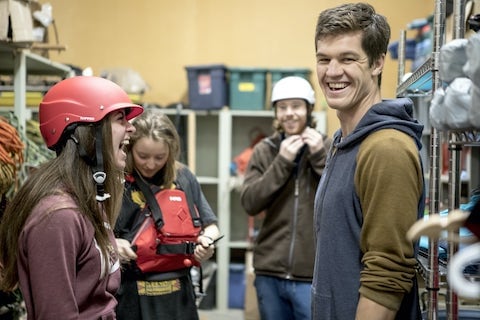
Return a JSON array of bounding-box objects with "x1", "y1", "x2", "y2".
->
[{"x1": 335, "y1": 98, "x2": 424, "y2": 150}]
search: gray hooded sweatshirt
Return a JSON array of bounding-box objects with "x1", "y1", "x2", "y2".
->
[{"x1": 312, "y1": 98, "x2": 425, "y2": 320}]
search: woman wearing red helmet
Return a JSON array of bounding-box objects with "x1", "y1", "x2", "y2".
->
[{"x1": 0, "y1": 76, "x2": 143, "y2": 319}]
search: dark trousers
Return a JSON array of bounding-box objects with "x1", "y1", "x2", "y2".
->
[{"x1": 116, "y1": 272, "x2": 199, "y2": 320}]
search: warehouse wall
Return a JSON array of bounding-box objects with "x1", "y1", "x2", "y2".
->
[{"x1": 44, "y1": 0, "x2": 434, "y2": 136}]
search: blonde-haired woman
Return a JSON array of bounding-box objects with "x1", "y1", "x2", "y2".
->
[{"x1": 115, "y1": 109, "x2": 220, "y2": 320}]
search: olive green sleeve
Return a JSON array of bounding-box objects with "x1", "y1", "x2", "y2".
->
[{"x1": 355, "y1": 129, "x2": 423, "y2": 311}]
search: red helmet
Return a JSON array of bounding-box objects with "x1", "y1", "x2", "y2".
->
[{"x1": 39, "y1": 76, "x2": 144, "y2": 149}]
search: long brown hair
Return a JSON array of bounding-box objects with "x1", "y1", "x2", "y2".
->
[{"x1": 0, "y1": 114, "x2": 123, "y2": 291}]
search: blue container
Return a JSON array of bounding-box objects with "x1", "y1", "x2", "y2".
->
[
  {"x1": 186, "y1": 64, "x2": 228, "y2": 110},
  {"x1": 228, "y1": 263, "x2": 246, "y2": 309}
]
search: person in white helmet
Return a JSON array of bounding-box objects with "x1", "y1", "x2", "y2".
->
[{"x1": 240, "y1": 76, "x2": 331, "y2": 320}]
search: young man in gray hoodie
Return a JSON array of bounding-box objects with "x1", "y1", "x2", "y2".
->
[{"x1": 312, "y1": 3, "x2": 425, "y2": 320}]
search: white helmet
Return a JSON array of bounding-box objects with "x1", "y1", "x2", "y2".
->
[{"x1": 271, "y1": 76, "x2": 315, "y2": 105}]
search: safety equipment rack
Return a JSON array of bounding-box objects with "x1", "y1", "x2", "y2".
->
[{"x1": 396, "y1": 0, "x2": 480, "y2": 319}]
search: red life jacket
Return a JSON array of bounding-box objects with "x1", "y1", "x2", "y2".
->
[{"x1": 128, "y1": 171, "x2": 202, "y2": 273}]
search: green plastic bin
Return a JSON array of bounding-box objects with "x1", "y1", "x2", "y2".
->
[
  {"x1": 229, "y1": 67, "x2": 268, "y2": 110},
  {"x1": 269, "y1": 67, "x2": 312, "y2": 88}
]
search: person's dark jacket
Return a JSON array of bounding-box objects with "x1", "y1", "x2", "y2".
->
[{"x1": 241, "y1": 131, "x2": 331, "y2": 281}]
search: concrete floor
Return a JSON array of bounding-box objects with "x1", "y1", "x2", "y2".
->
[{"x1": 199, "y1": 308, "x2": 244, "y2": 320}]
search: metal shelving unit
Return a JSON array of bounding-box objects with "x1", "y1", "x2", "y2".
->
[
  {"x1": 0, "y1": 42, "x2": 73, "y2": 135},
  {"x1": 396, "y1": 57, "x2": 434, "y2": 97},
  {"x1": 396, "y1": 0, "x2": 478, "y2": 319},
  {"x1": 162, "y1": 107, "x2": 326, "y2": 311}
]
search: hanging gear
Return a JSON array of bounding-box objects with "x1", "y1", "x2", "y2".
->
[{"x1": 0, "y1": 116, "x2": 24, "y2": 195}]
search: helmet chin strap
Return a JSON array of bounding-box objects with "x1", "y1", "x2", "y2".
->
[
  {"x1": 92, "y1": 126, "x2": 111, "y2": 202},
  {"x1": 69, "y1": 125, "x2": 110, "y2": 202}
]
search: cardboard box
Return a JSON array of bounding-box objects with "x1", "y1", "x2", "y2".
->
[
  {"x1": 0, "y1": 0, "x2": 34, "y2": 43},
  {"x1": 244, "y1": 250, "x2": 260, "y2": 320}
]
